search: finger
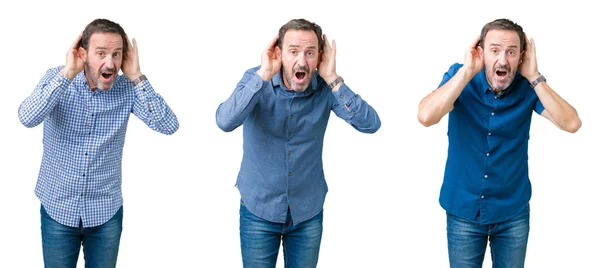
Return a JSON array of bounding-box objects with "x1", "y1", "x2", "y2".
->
[
  {"x1": 131, "y1": 38, "x2": 137, "y2": 52},
  {"x1": 268, "y1": 34, "x2": 279, "y2": 50},
  {"x1": 71, "y1": 32, "x2": 83, "y2": 50},
  {"x1": 331, "y1": 39, "x2": 336, "y2": 56},
  {"x1": 529, "y1": 37, "x2": 535, "y2": 53},
  {"x1": 470, "y1": 35, "x2": 481, "y2": 49},
  {"x1": 322, "y1": 34, "x2": 330, "y2": 52}
]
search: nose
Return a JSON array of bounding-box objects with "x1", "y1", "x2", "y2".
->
[
  {"x1": 296, "y1": 53, "x2": 306, "y2": 66},
  {"x1": 497, "y1": 52, "x2": 508, "y2": 65},
  {"x1": 103, "y1": 56, "x2": 115, "y2": 69}
]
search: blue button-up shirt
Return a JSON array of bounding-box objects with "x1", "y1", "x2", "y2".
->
[
  {"x1": 439, "y1": 63, "x2": 544, "y2": 225},
  {"x1": 216, "y1": 67, "x2": 380, "y2": 225},
  {"x1": 18, "y1": 66, "x2": 179, "y2": 228}
]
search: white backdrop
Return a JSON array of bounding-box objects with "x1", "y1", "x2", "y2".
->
[{"x1": 1, "y1": 0, "x2": 598, "y2": 267}]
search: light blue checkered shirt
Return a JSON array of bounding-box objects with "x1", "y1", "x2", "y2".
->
[{"x1": 18, "y1": 66, "x2": 179, "y2": 228}]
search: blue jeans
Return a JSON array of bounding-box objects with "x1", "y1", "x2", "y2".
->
[
  {"x1": 41, "y1": 205, "x2": 123, "y2": 268},
  {"x1": 446, "y1": 205, "x2": 530, "y2": 268},
  {"x1": 239, "y1": 202, "x2": 323, "y2": 268}
]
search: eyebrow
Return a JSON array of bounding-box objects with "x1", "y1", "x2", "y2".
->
[
  {"x1": 94, "y1": 46, "x2": 123, "y2": 51},
  {"x1": 287, "y1": 44, "x2": 317, "y2": 49},
  {"x1": 489, "y1": 43, "x2": 519, "y2": 49}
]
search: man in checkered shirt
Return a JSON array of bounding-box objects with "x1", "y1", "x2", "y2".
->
[{"x1": 18, "y1": 18, "x2": 179, "y2": 268}]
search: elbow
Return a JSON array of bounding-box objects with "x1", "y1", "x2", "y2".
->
[
  {"x1": 164, "y1": 121, "x2": 179, "y2": 135},
  {"x1": 363, "y1": 119, "x2": 381, "y2": 134},
  {"x1": 216, "y1": 117, "x2": 236, "y2": 132},
  {"x1": 564, "y1": 118, "x2": 582, "y2": 133},
  {"x1": 18, "y1": 111, "x2": 38, "y2": 128},
  {"x1": 417, "y1": 111, "x2": 438, "y2": 127}
]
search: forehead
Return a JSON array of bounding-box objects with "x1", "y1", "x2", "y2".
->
[
  {"x1": 282, "y1": 30, "x2": 318, "y2": 47},
  {"x1": 89, "y1": 32, "x2": 123, "y2": 49},
  {"x1": 484, "y1": 29, "x2": 520, "y2": 49}
]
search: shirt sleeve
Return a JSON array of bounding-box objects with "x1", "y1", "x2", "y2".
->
[
  {"x1": 330, "y1": 83, "x2": 381, "y2": 133},
  {"x1": 534, "y1": 99, "x2": 545, "y2": 115},
  {"x1": 131, "y1": 79, "x2": 179, "y2": 135},
  {"x1": 18, "y1": 66, "x2": 71, "y2": 128},
  {"x1": 215, "y1": 67, "x2": 267, "y2": 132}
]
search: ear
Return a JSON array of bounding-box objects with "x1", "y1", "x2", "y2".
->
[{"x1": 78, "y1": 47, "x2": 87, "y2": 63}]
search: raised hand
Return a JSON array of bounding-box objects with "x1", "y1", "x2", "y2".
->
[
  {"x1": 122, "y1": 36, "x2": 142, "y2": 82},
  {"x1": 318, "y1": 34, "x2": 338, "y2": 85},
  {"x1": 60, "y1": 33, "x2": 85, "y2": 80},
  {"x1": 464, "y1": 36, "x2": 484, "y2": 76},
  {"x1": 256, "y1": 35, "x2": 281, "y2": 81},
  {"x1": 518, "y1": 33, "x2": 540, "y2": 81}
]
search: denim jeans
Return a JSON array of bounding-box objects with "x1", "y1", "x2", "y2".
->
[
  {"x1": 41, "y1": 205, "x2": 123, "y2": 268},
  {"x1": 239, "y1": 202, "x2": 323, "y2": 268},
  {"x1": 446, "y1": 204, "x2": 530, "y2": 268}
]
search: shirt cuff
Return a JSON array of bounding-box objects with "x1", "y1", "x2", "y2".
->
[
  {"x1": 331, "y1": 84, "x2": 357, "y2": 112},
  {"x1": 247, "y1": 72, "x2": 266, "y2": 93}
]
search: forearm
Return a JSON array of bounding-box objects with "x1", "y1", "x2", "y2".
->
[
  {"x1": 216, "y1": 70, "x2": 265, "y2": 132},
  {"x1": 332, "y1": 85, "x2": 381, "y2": 133},
  {"x1": 418, "y1": 67, "x2": 474, "y2": 127},
  {"x1": 534, "y1": 81, "x2": 582, "y2": 133},
  {"x1": 133, "y1": 80, "x2": 179, "y2": 135},
  {"x1": 18, "y1": 67, "x2": 70, "y2": 128}
]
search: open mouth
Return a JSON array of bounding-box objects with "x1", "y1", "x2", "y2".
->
[
  {"x1": 294, "y1": 70, "x2": 307, "y2": 80},
  {"x1": 495, "y1": 70, "x2": 508, "y2": 77},
  {"x1": 101, "y1": 70, "x2": 114, "y2": 81}
]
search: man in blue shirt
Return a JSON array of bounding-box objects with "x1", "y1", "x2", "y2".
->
[
  {"x1": 418, "y1": 19, "x2": 581, "y2": 267},
  {"x1": 18, "y1": 19, "x2": 179, "y2": 267},
  {"x1": 216, "y1": 18, "x2": 380, "y2": 267}
]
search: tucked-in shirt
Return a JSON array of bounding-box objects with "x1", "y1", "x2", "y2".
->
[
  {"x1": 18, "y1": 66, "x2": 179, "y2": 228},
  {"x1": 439, "y1": 63, "x2": 544, "y2": 225},
  {"x1": 216, "y1": 67, "x2": 380, "y2": 225}
]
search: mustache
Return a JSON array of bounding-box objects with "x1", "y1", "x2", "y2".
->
[
  {"x1": 494, "y1": 64, "x2": 510, "y2": 72},
  {"x1": 293, "y1": 66, "x2": 310, "y2": 73},
  {"x1": 101, "y1": 67, "x2": 117, "y2": 73}
]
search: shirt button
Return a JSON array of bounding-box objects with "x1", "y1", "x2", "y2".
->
[
  {"x1": 484, "y1": 174, "x2": 488, "y2": 178},
  {"x1": 85, "y1": 152, "x2": 88, "y2": 156},
  {"x1": 494, "y1": 96, "x2": 497, "y2": 99},
  {"x1": 290, "y1": 115, "x2": 294, "y2": 119},
  {"x1": 288, "y1": 172, "x2": 292, "y2": 176},
  {"x1": 491, "y1": 112, "x2": 495, "y2": 116},
  {"x1": 82, "y1": 173, "x2": 85, "y2": 177},
  {"x1": 288, "y1": 151, "x2": 292, "y2": 155},
  {"x1": 481, "y1": 195, "x2": 485, "y2": 199},
  {"x1": 488, "y1": 132, "x2": 492, "y2": 136},
  {"x1": 486, "y1": 152, "x2": 490, "y2": 156},
  {"x1": 288, "y1": 132, "x2": 291, "y2": 137}
]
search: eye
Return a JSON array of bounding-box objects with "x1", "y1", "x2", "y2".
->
[
  {"x1": 113, "y1": 52, "x2": 121, "y2": 57},
  {"x1": 508, "y1": 50, "x2": 516, "y2": 56},
  {"x1": 290, "y1": 50, "x2": 297, "y2": 55},
  {"x1": 491, "y1": 49, "x2": 498, "y2": 54},
  {"x1": 97, "y1": 51, "x2": 105, "y2": 57},
  {"x1": 307, "y1": 51, "x2": 314, "y2": 56}
]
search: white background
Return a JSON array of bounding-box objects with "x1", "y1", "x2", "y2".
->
[{"x1": 1, "y1": 0, "x2": 598, "y2": 267}]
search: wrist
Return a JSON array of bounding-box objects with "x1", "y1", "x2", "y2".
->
[
  {"x1": 525, "y1": 72, "x2": 542, "y2": 83},
  {"x1": 256, "y1": 68, "x2": 272, "y2": 81},
  {"x1": 529, "y1": 74, "x2": 546, "y2": 88},
  {"x1": 131, "y1": 74, "x2": 147, "y2": 85},
  {"x1": 60, "y1": 67, "x2": 78, "y2": 80},
  {"x1": 128, "y1": 73, "x2": 143, "y2": 83},
  {"x1": 324, "y1": 74, "x2": 339, "y2": 85},
  {"x1": 328, "y1": 76, "x2": 344, "y2": 91}
]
